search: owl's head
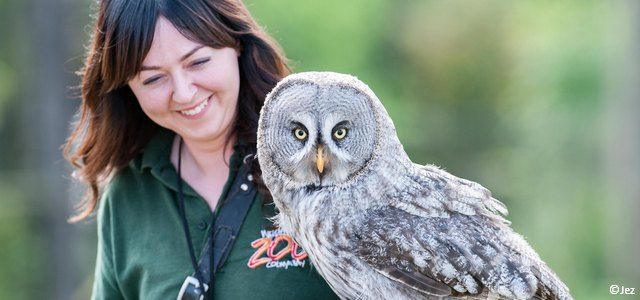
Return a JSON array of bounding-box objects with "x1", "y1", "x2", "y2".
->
[{"x1": 257, "y1": 72, "x2": 405, "y2": 190}]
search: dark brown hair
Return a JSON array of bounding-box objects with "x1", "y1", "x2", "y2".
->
[{"x1": 65, "y1": 0, "x2": 290, "y2": 222}]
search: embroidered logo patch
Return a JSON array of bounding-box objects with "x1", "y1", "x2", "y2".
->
[{"x1": 247, "y1": 229, "x2": 308, "y2": 269}]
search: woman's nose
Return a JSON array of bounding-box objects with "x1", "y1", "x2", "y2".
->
[{"x1": 171, "y1": 73, "x2": 197, "y2": 104}]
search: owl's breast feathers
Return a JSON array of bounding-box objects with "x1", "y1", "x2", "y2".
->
[{"x1": 348, "y1": 164, "x2": 572, "y2": 299}]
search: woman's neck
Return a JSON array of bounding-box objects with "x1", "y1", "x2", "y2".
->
[{"x1": 172, "y1": 134, "x2": 236, "y2": 178}]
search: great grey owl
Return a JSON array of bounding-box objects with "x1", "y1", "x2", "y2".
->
[{"x1": 256, "y1": 72, "x2": 572, "y2": 300}]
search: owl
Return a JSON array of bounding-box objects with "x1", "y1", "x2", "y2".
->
[{"x1": 256, "y1": 72, "x2": 572, "y2": 300}]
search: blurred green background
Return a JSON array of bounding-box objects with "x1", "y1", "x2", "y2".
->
[{"x1": 0, "y1": 0, "x2": 638, "y2": 299}]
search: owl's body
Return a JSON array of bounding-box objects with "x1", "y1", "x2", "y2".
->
[{"x1": 257, "y1": 72, "x2": 572, "y2": 300}]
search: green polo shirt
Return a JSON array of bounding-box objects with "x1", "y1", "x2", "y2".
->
[{"x1": 92, "y1": 129, "x2": 338, "y2": 299}]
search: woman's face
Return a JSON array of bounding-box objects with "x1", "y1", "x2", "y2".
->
[{"x1": 128, "y1": 16, "x2": 240, "y2": 144}]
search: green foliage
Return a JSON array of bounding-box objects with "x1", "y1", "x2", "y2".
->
[
  {"x1": 247, "y1": 0, "x2": 388, "y2": 75},
  {"x1": 0, "y1": 0, "x2": 19, "y2": 131},
  {"x1": 0, "y1": 61, "x2": 16, "y2": 122},
  {"x1": 0, "y1": 177, "x2": 45, "y2": 300}
]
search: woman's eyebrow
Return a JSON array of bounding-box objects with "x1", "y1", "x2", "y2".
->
[{"x1": 140, "y1": 45, "x2": 206, "y2": 71}]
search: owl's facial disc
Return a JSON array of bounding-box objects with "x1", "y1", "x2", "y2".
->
[{"x1": 263, "y1": 81, "x2": 377, "y2": 187}]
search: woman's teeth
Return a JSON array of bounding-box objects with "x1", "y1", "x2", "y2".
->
[{"x1": 180, "y1": 97, "x2": 210, "y2": 116}]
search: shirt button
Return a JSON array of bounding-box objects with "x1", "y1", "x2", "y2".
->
[
  {"x1": 198, "y1": 221, "x2": 208, "y2": 231},
  {"x1": 240, "y1": 183, "x2": 249, "y2": 192},
  {"x1": 247, "y1": 174, "x2": 253, "y2": 182}
]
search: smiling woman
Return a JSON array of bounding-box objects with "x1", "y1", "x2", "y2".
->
[
  {"x1": 128, "y1": 18, "x2": 240, "y2": 147},
  {"x1": 127, "y1": 17, "x2": 242, "y2": 209},
  {"x1": 64, "y1": 0, "x2": 337, "y2": 299}
]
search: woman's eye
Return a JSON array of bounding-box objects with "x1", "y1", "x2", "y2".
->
[
  {"x1": 333, "y1": 127, "x2": 348, "y2": 140},
  {"x1": 293, "y1": 127, "x2": 308, "y2": 140},
  {"x1": 191, "y1": 58, "x2": 210, "y2": 68},
  {"x1": 142, "y1": 75, "x2": 163, "y2": 85}
]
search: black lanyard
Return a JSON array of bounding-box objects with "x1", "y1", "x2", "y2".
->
[
  {"x1": 175, "y1": 138, "x2": 258, "y2": 300},
  {"x1": 176, "y1": 137, "x2": 206, "y2": 295}
]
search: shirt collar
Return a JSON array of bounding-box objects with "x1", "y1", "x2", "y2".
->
[
  {"x1": 132, "y1": 128, "x2": 248, "y2": 197},
  {"x1": 138, "y1": 128, "x2": 175, "y2": 173}
]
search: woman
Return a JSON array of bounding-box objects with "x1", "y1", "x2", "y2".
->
[{"x1": 65, "y1": 0, "x2": 337, "y2": 299}]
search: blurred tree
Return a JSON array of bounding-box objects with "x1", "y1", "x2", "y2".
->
[
  {"x1": 0, "y1": 0, "x2": 44, "y2": 299},
  {"x1": 20, "y1": 0, "x2": 78, "y2": 298},
  {"x1": 0, "y1": 0, "x2": 91, "y2": 298},
  {"x1": 603, "y1": 0, "x2": 640, "y2": 288}
]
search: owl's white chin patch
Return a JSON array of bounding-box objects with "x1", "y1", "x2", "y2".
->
[
  {"x1": 330, "y1": 165, "x2": 351, "y2": 183},
  {"x1": 289, "y1": 168, "x2": 333, "y2": 189},
  {"x1": 301, "y1": 165, "x2": 350, "y2": 187}
]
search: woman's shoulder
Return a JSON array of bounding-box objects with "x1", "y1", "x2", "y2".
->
[
  {"x1": 102, "y1": 160, "x2": 145, "y2": 203},
  {"x1": 98, "y1": 160, "x2": 152, "y2": 227}
]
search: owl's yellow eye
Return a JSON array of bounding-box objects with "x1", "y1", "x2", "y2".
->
[
  {"x1": 293, "y1": 127, "x2": 308, "y2": 140},
  {"x1": 333, "y1": 128, "x2": 348, "y2": 140}
]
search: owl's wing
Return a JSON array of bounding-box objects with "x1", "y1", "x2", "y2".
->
[
  {"x1": 392, "y1": 164, "x2": 509, "y2": 224},
  {"x1": 353, "y1": 207, "x2": 570, "y2": 299},
  {"x1": 351, "y1": 165, "x2": 571, "y2": 299}
]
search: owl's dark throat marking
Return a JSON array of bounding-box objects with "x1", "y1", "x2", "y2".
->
[
  {"x1": 305, "y1": 184, "x2": 323, "y2": 193},
  {"x1": 304, "y1": 183, "x2": 333, "y2": 193}
]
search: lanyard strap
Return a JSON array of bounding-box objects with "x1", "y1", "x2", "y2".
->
[{"x1": 176, "y1": 139, "x2": 257, "y2": 300}]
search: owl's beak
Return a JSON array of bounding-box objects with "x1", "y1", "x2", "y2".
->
[{"x1": 316, "y1": 145, "x2": 326, "y2": 174}]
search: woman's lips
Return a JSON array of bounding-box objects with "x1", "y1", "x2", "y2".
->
[{"x1": 178, "y1": 95, "x2": 212, "y2": 119}]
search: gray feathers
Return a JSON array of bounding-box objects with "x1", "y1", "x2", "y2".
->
[{"x1": 257, "y1": 72, "x2": 572, "y2": 300}]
